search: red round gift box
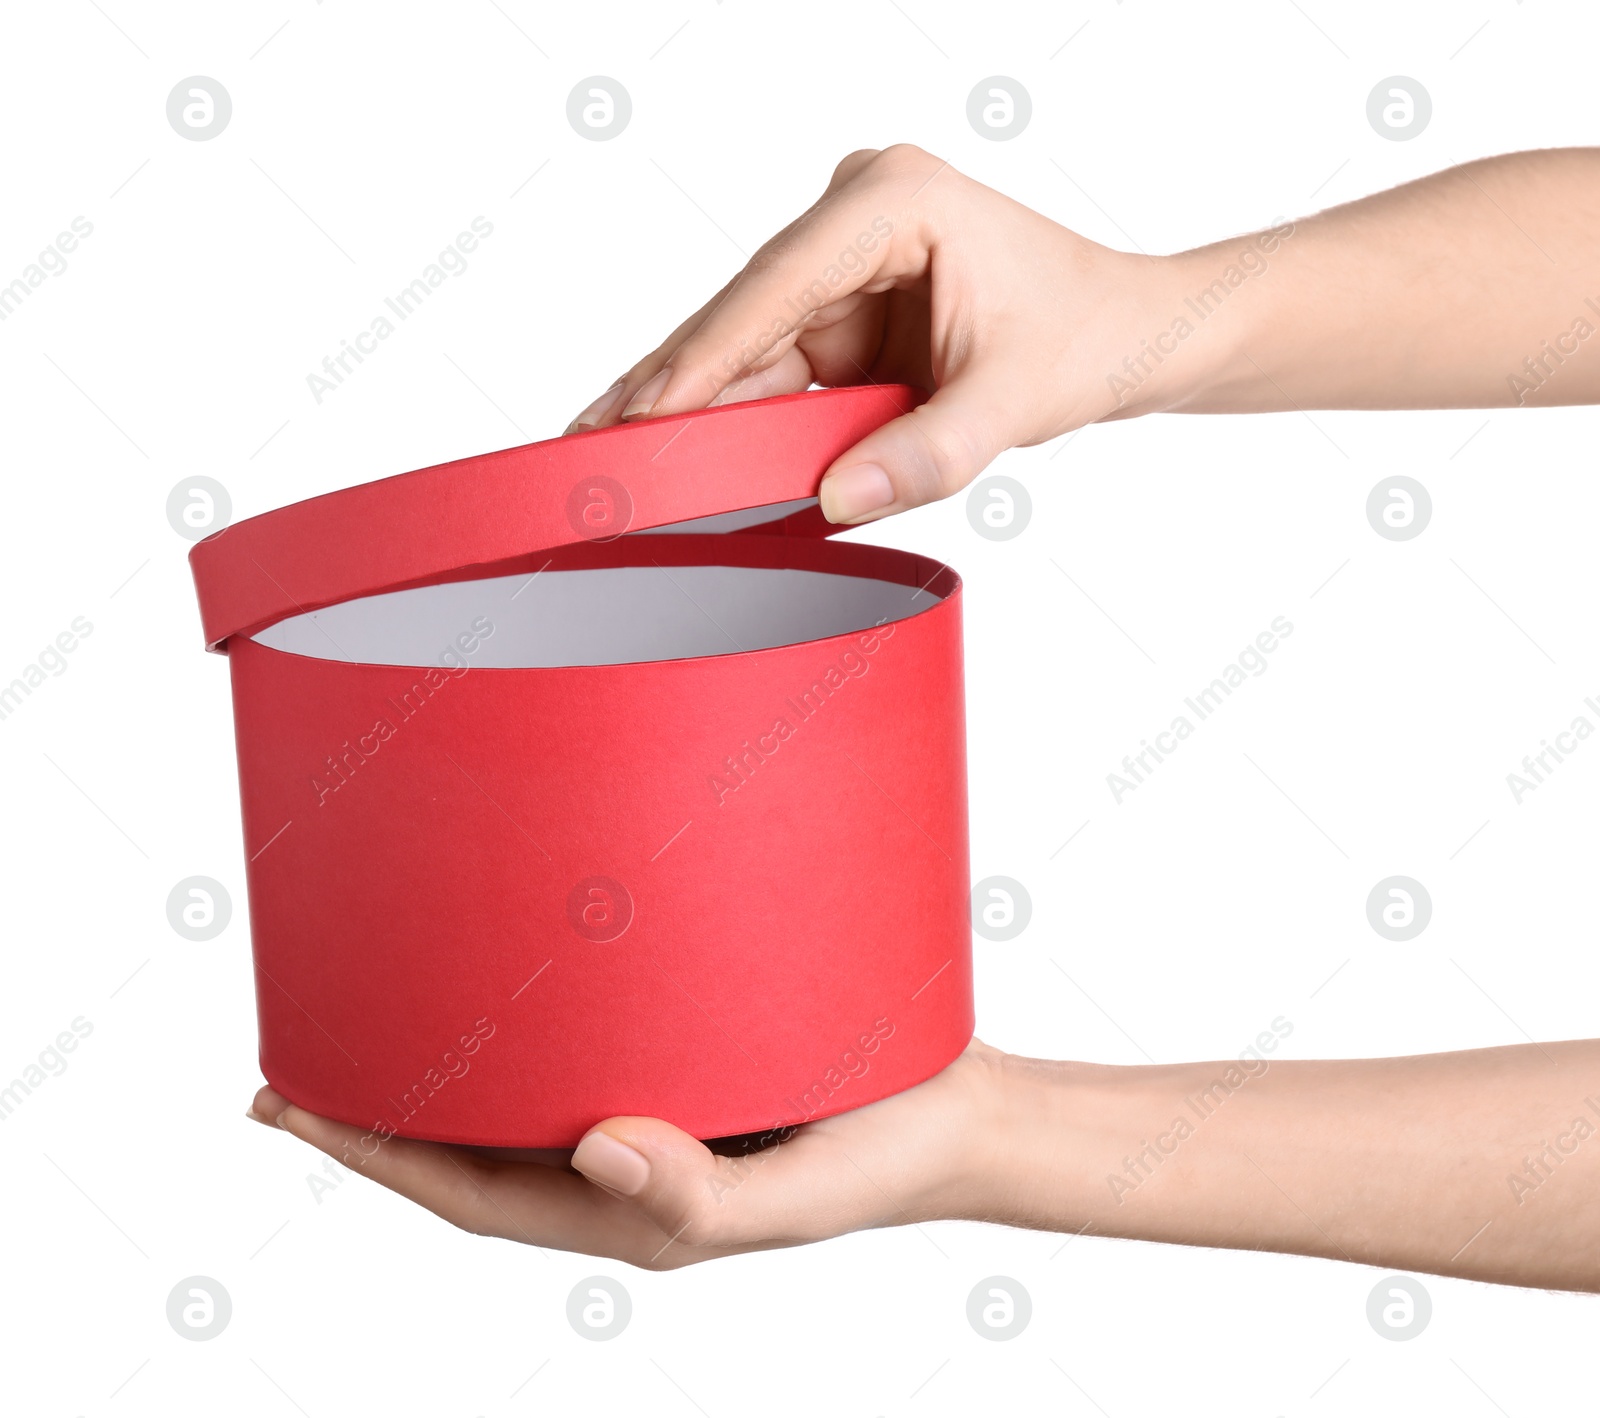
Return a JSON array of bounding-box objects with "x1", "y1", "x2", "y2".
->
[{"x1": 190, "y1": 384, "x2": 974, "y2": 1147}]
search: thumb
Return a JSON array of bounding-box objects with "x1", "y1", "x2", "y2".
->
[
  {"x1": 576, "y1": 1120, "x2": 793, "y2": 1254},
  {"x1": 818, "y1": 372, "x2": 1015, "y2": 525}
]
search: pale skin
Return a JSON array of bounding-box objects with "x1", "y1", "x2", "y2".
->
[{"x1": 251, "y1": 145, "x2": 1600, "y2": 1289}]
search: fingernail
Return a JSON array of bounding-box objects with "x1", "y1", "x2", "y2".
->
[
  {"x1": 572, "y1": 1131, "x2": 651, "y2": 1196},
  {"x1": 565, "y1": 378, "x2": 628, "y2": 434},
  {"x1": 245, "y1": 1105, "x2": 277, "y2": 1129},
  {"x1": 819, "y1": 463, "x2": 895, "y2": 524},
  {"x1": 621, "y1": 368, "x2": 672, "y2": 420}
]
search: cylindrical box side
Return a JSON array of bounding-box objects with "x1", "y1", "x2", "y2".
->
[{"x1": 226, "y1": 574, "x2": 972, "y2": 1146}]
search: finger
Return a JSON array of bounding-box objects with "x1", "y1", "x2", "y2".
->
[
  {"x1": 792, "y1": 290, "x2": 899, "y2": 389},
  {"x1": 571, "y1": 1112, "x2": 915, "y2": 1259},
  {"x1": 823, "y1": 148, "x2": 884, "y2": 194},
  {"x1": 620, "y1": 145, "x2": 946, "y2": 422},
  {"x1": 562, "y1": 377, "x2": 628, "y2": 436},
  {"x1": 250, "y1": 1089, "x2": 539, "y2": 1239},
  {"x1": 816, "y1": 366, "x2": 1015, "y2": 524},
  {"x1": 573, "y1": 1117, "x2": 819, "y2": 1252},
  {"x1": 563, "y1": 275, "x2": 739, "y2": 434},
  {"x1": 248, "y1": 1087, "x2": 759, "y2": 1266},
  {"x1": 563, "y1": 149, "x2": 899, "y2": 434},
  {"x1": 705, "y1": 344, "x2": 815, "y2": 407}
]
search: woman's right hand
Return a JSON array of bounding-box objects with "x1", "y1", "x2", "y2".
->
[{"x1": 563, "y1": 145, "x2": 1210, "y2": 526}]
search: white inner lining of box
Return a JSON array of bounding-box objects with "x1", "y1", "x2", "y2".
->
[{"x1": 253, "y1": 560, "x2": 941, "y2": 668}]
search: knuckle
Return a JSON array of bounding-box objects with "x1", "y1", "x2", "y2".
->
[
  {"x1": 907, "y1": 409, "x2": 987, "y2": 500},
  {"x1": 661, "y1": 1196, "x2": 725, "y2": 1251},
  {"x1": 648, "y1": 1164, "x2": 757, "y2": 1252},
  {"x1": 829, "y1": 147, "x2": 881, "y2": 188},
  {"x1": 626, "y1": 353, "x2": 667, "y2": 385},
  {"x1": 871, "y1": 143, "x2": 939, "y2": 181}
]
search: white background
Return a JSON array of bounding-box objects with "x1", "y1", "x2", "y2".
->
[{"x1": 3, "y1": 1, "x2": 1598, "y2": 1414}]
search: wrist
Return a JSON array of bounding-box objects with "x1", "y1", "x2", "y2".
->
[
  {"x1": 1159, "y1": 222, "x2": 1301, "y2": 414},
  {"x1": 1098, "y1": 226, "x2": 1297, "y2": 421},
  {"x1": 939, "y1": 1044, "x2": 1128, "y2": 1232}
]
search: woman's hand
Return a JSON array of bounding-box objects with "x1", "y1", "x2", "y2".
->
[
  {"x1": 565, "y1": 145, "x2": 1600, "y2": 525},
  {"x1": 248, "y1": 1039, "x2": 1009, "y2": 1270},
  {"x1": 562, "y1": 145, "x2": 1206, "y2": 525},
  {"x1": 255, "y1": 1034, "x2": 1600, "y2": 1291}
]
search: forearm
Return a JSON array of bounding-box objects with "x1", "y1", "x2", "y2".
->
[
  {"x1": 962, "y1": 1041, "x2": 1600, "y2": 1292},
  {"x1": 1136, "y1": 148, "x2": 1600, "y2": 416}
]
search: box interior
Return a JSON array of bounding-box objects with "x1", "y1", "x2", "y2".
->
[{"x1": 253, "y1": 562, "x2": 943, "y2": 669}]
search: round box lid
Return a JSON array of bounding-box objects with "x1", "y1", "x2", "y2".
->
[{"x1": 189, "y1": 384, "x2": 922, "y2": 651}]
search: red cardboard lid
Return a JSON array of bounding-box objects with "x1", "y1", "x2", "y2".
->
[{"x1": 189, "y1": 383, "x2": 924, "y2": 652}]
